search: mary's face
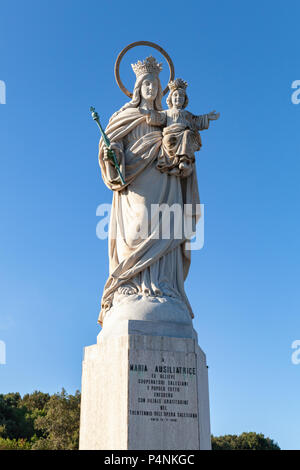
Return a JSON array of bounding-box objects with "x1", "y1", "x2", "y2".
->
[{"x1": 140, "y1": 75, "x2": 158, "y2": 102}]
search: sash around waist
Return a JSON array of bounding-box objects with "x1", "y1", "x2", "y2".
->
[{"x1": 124, "y1": 130, "x2": 162, "y2": 150}]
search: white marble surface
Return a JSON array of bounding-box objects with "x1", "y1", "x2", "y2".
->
[
  {"x1": 98, "y1": 57, "x2": 202, "y2": 325},
  {"x1": 98, "y1": 293, "x2": 195, "y2": 341},
  {"x1": 79, "y1": 333, "x2": 211, "y2": 450}
]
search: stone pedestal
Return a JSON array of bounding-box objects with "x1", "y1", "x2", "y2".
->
[{"x1": 79, "y1": 319, "x2": 211, "y2": 450}]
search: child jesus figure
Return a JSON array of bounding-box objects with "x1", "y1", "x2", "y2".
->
[{"x1": 143, "y1": 78, "x2": 219, "y2": 177}]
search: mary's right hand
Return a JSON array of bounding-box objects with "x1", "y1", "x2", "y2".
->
[
  {"x1": 103, "y1": 146, "x2": 122, "y2": 166},
  {"x1": 103, "y1": 147, "x2": 114, "y2": 161}
]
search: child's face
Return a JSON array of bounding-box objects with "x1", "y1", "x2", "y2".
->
[{"x1": 171, "y1": 89, "x2": 186, "y2": 109}]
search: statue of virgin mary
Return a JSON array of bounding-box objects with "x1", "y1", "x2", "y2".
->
[{"x1": 97, "y1": 56, "x2": 200, "y2": 334}]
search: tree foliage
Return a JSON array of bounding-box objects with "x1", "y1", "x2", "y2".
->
[
  {"x1": 0, "y1": 390, "x2": 280, "y2": 450},
  {"x1": 32, "y1": 389, "x2": 80, "y2": 450},
  {"x1": 0, "y1": 389, "x2": 80, "y2": 450},
  {"x1": 0, "y1": 393, "x2": 34, "y2": 440},
  {"x1": 0, "y1": 437, "x2": 32, "y2": 450},
  {"x1": 212, "y1": 432, "x2": 280, "y2": 450}
]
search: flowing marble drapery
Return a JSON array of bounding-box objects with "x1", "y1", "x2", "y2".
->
[{"x1": 98, "y1": 107, "x2": 200, "y2": 325}]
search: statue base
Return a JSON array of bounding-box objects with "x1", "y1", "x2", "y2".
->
[{"x1": 79, "y1": 320, "x2": 211, "y2": 450}]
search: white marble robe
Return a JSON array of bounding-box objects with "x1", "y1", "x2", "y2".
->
[{"x1": 98, "y1": 107, "x2": 200, "y2": 325}]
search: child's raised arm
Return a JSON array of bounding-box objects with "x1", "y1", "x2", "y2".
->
[{"x1": 193, "y1": 110, "x2": 220, "y2": 130}]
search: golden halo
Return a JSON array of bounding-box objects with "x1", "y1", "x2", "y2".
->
[{"x1": 114, "y1": 41, "x2": 175, "y2": 98}]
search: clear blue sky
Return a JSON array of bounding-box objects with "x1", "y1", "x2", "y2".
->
[{"x1": 1, "y1": 0, "x2": 300, "y2": 450}]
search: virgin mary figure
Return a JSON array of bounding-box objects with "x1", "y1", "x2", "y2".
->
[{"x1": 98, "y1": 56, "x2": 200, "y2": 334}]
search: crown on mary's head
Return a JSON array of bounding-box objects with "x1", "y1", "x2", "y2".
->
[
  {"x1": 168, "y1": 78, "x2": 188, "y2": 92},
  {"x1": 131, "y1": 56, "x2": 163, "y2": 78}
]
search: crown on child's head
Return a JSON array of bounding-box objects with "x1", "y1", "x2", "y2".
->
[
  {"x1": 168, "y1": 78, "x2": 188, "y2": 92},
  {"x1": 131, "y1": 56, "x2": 163, "y2": 78}
]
